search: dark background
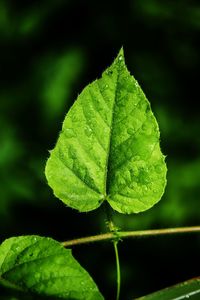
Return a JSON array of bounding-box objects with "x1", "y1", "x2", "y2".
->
[{"x1": 0, "y1": 0, "x2": 200, "y2": 299}]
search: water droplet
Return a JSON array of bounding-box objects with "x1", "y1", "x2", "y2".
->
[
  {"x1": 142, "y1": 123, "x2": 152, "y2": 135},
  {"x1": 118, "y1": 55, "x2": 123, "y2": 61},
  {"x1": 71, "y1": 114, "x2": 79, "y2": 123},
  {"x1": 155, "y1": 164, "x2": 163, "y2": 173},
  {"x1": 127, "y1": 128, "x2": 135, "y2": 135},
  {"x1": 130, "y1": 182, "x2": 137, "y2": 189},
  {"x1": 104, "y1": 84, "x2": 109, "y2": 89},
  {"x1": 124, "y1": 170, "x2": 131, "y2": 182},
  {"x1": 138, "y1": 101, "x2": 148, "y2": 111},
  {"x1": 135, "y1": 81, "x2": 139, "y2": 88},
  {"x1": 130, "y1": 166, "x2": 139, "y2": 177},
  {"x1": 142, "y1": 124, "x2": 148, "y2": 131},
  {"x1": 117, "y1": 177, "x2": 126, "y2": 186},
  {"x1": 65, "y1": 128, "x2": 75, "y2": 138},
  {"x1": 106, "y1": 69, "x2": 113, "y2": 76},
  {"x1": 85, "y1": 126, "x2": 92, "y2": 137}
]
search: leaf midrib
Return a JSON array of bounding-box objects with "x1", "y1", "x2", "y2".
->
[{"x1": 104, "y1": 65, "x2": 120, "y2": 198}]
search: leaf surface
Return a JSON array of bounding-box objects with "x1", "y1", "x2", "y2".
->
[
  {"x1": 0, "y1": 236, "x2": 103, "y2": 300},
  {"x1": 136, "y1": 277, "x2": 200, "y2": 300},
  {"x1": 45, "y1": 48, "x2": 167, "y2": 213}
]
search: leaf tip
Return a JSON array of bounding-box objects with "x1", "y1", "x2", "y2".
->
[
  {"x1": 118, "y1": 46, "x2": 124, "y2": 55},
  {"x1": 114, "y1": 46, "x2": 125, "y2": 66},
  {"x1": 117, "y1": 46, "x2": 124, "y2": 59}
]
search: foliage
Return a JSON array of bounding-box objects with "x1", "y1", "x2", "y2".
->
[
  {"x1": 45, "y1": 48, "x2": 166, "y2": 214},
  {"x1": 0, "y1": 236, "x2": 103, "y2": 300},
  {"x1": 0, "y1": 49, "x2": 167, "y2": 299},
  {"x1": 1, "y1": 49, "x2": 198, "y2": 300},
  {"x1": 0, "y1": 1, "x2": 200, "y2": 299}
]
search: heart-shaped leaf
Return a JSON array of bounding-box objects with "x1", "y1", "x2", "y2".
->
[
  {"x1": 0, "y1": 236, "x2": 103, "y2": 300},
  {"x1": 45, "y1": 48, "x2": 167, "y2": 213}
]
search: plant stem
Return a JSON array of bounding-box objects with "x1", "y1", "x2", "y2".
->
[
  {"x1": 103, "y1": 204, "x2": 121, "y2": 300},
  {"x1": 61, "y1": 226, "x2": 200, "y2": 247},
  {"x1": 114, "y1": 241, "x2": 121, "y2": 300}
]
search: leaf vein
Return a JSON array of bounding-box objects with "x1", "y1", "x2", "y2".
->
[
  {"x1": 112, "y1": 140, "x2": 158, "y2": 173},
  {"x1": 57, "y1": 151, "x2": 101, "y2": 194},
  {"x1": 96, "y1": 80, "x2": 110, "y2": 109},
  {"x1": 62, "y1": 130, "x2": 104, "y2": 171},
  {"x1": 113, "y1": 193, "x2": 147, "y2": 206},
  {"x1": 105, "y1": 69, "x2": 120, "y2": 196},
  {"x1": 114, "y1": 99, "x2": 141, "y2": 125},
  {"x1": 80, "y1": 99, "x2": 106, "y2": 152},
  {"x1": 88, "y1": 88, "x2": 109, "y2": 128},
  {"x1": 112, "y1": 118, "x2": 147, "y2": 153}
]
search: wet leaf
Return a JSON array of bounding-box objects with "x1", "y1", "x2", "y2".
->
[
  {"x1": 45, "y1": 48, "x2": 167, "y2": 213},
  {"x1": 0, "y1": 236, "x2": 103, "y2": 300}
]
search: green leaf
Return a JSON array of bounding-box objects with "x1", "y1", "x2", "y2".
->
[
  {"x1": 0, "y1": 285, "x2": 59, "y2": 300},
  {"x1": 45, "y1": 48, "x2": 167, "y2": 214},
  {"x1": 136, "y1": 277, "x2": 200, "y2": 300},
  {"x1": 0, "y1": 236, "x2": 104, "y2": 300}
]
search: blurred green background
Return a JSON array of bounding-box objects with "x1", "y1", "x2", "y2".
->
[{"x1": 0, "y1": 0, "x2": 200, "y2": 299}]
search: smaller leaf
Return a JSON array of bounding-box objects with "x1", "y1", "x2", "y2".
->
[
  {"x1": 136, "y1": 277, "x2": 200, "y2": 300},
  {"x1": 0, "y1": 236, "x2": 103, "y2": 300}
]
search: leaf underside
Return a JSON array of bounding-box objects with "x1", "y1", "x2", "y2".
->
[
  {"x1": 136, "y1": 277, "x2": 200, "y2": 300},
  {"x1": 0, "y1": 236, "x2": 103, "y2": 300},
  {"x1": 45, "y1": 48, "x2": 167, "y2": 214}
]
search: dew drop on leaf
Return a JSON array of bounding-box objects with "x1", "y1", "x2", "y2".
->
[
  {"x1": 127, "y1": 128, "x2": 135, "y2": 135},
  {"x1": 135, "y1": 81, "x2": 139, "y2": 88},
  {"x1": 65, "y1": 128, "x2": 75, "y2": 138},
  {"x1": 142, "y1": 123, "x2": 152, "y2": 135},
  {"x1": 155, "y1": 164, "x2": 163, "y2": 174},
  {"x1": 85, "y1": 126, "x2": 92, "y2": 137}
]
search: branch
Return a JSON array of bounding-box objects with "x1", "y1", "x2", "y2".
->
[{"x1": 61, "y1": 226, "x2": 200, "y2": 247}]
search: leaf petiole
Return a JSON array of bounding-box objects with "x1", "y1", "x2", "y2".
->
[
  {"x1": 104, "y1": 204, "x2": 121, "y2": 300},
  {"x1": 114, "y1": 241, "x2": 121, "y2": 300}
]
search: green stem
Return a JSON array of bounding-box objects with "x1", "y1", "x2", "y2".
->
[
  {"x1": 114, "y1": 241, "x2": 121, "y2": 300},
  {"x1": 103, "y1": 203, "x2": 117, "y2": 232},
  {"x1": 103, "y1": 204, "x2": 121, "y2": 300},
  {"x1": 61, "y1": 226, "x2": 200, "y2": 247}
]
